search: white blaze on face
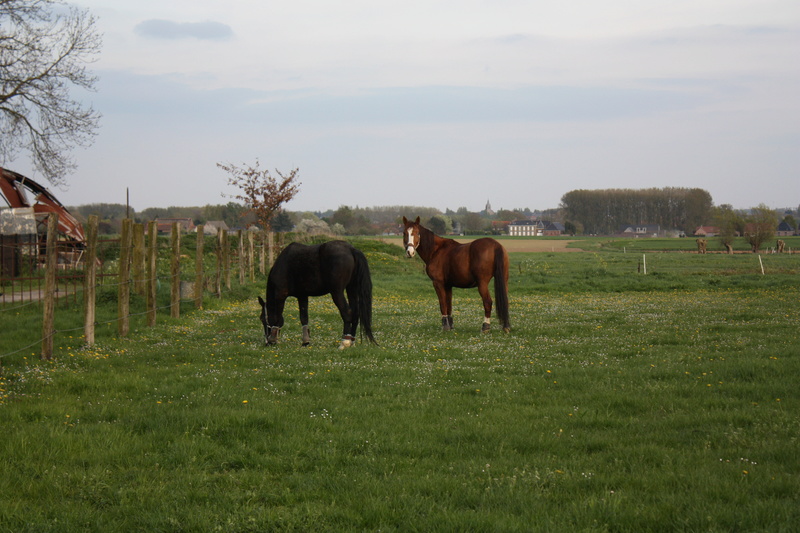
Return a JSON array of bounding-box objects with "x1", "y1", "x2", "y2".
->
[{"x1": 405, "y1": 227, "x2": 416, "y2": 257}]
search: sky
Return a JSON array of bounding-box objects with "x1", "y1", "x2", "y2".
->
[{"x1": 8, "y1": 0, "x2": 800, "y2": 213}]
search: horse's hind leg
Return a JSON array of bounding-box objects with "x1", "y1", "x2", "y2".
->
[
  {"x1": 298, "y1": 296, "x2": 311, "y2": 346},
  {"x1": 331, "y1": 290, "x2": 354, "y2": 349},
  {"x1": 477, "y1": 281, "x2": 493, "y2": 333},
  {"x1": 346, "y1": 287, "x2": 360, "y2": 339}
]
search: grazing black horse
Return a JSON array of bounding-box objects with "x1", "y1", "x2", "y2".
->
[{"x1": 258, "y1": 240, "x2": 376, "y2": 348}]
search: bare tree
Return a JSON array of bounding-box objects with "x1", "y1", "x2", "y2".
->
[
  {"x1": 1, "y1": 0, "x2": 102, "y2": 185},
  {"x1": 217, "y1": 160, "x2": 300, "y2": 230}
]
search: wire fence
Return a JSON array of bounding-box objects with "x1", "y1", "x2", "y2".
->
[{"x1": 1, "y1": 216, "x2": 281, "y2": 361}]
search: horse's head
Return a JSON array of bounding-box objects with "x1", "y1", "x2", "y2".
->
[
  {"x1": 402, "y1": 216, "x2": 422, "y2": 258},
  {"x1": 258, "y1": 296, "x2": 281, "y2": 345}
]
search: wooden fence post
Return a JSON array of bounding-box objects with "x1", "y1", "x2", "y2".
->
[
  {"x1": 195, "y1": 225, "x2": 204, "y2": 309},
  {"x1": 215, "y1": 230, "x2": 223, "y2": 298},
  {"x1": 248, "y1": 230, "x2": 255, "y2": 283},
  {"x1": 132, "y1": 222, "x2": 145, "y2": 295},
  {"x1": 170, "y1": 222, "x2": 180, "y2": 318},
  {"x1": 222, "y1": 229, "x2": 230, "y2": 291},
  {"x1": 259, "y1": 231, "x2": 266, "y2": 275},
  {"x1": 118, "y1": 218, "x2": 132, "y2": 337},
  {"x1": 268, "y1": 231, "x2": 274, "y2": 268},
  {"x1": 146, "y1": 221, "x2": 157, "y2": 327},
  {"x1": 84, "y1": 215, "x2": 98, "y2": 346},
  {"x1": 41, "y1": 214, "x2": 58, "y2": 360},
  {"x1": 238, "y1": 230, "x2": 245, "y2": 285}
]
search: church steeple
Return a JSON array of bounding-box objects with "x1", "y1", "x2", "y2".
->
[{"x1": 485, "y1": 199, "x2": 495, "y2": 216}]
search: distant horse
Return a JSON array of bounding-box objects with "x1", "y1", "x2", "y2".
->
[
  {"x1": 258, "y1": 240, "x2": 376, "y2": 348},
  {"x1": 402, "y1": 216, "x2": 510, "y2": 333}
]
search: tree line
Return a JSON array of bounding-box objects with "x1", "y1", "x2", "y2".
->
[{"x1": 560, "y1": 187, "x2": 714, "y2": 235}]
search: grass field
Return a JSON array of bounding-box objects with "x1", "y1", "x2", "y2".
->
[{"x1": 1, "y1": 239, "x2": 799, "y2": 532}]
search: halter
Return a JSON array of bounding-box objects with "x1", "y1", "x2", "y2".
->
[{"x1": 405, "y1": 227, "x2": 420, "y2": 254}]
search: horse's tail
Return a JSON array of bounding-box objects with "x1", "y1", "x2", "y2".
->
[
  {"x1": 493, "y1": 245, "x2": 511, "y2": 331},
  {"x1": 352, "y1": 248, "x2": 377, "y2": 344}
]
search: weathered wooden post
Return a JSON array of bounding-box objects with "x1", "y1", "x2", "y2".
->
[
  {"x1": 118, "y1": 218, "x2": 132, "y2": 337},
  {"x1": 237, "y1": 230, "x2": 245, "y2": 285},
  {"x1": 195, "y1": 225, "x2": 204, "y2": 309},
  {"x1": 215, "y1": 229, "x2": 223, "y2": 298},
  {"x1": 259, "y1": 230, "x2": 266, "y2": 275},
  {"x1": 248, "y1": 230, "x2": 255, "y2": 283},
  {"x1": 41, "y1": 214, "x2": 58, "y2": 360},
  {"x1": 268, "y1": 231, "x2": 274, "y2": 268},
  {"x1": 146, "y1": 221, "x2": 157, "y2": 327},
  {"x1": 132, "y1": 222, "x2": 145, "y2": 295},
  {"x1": 170, "y1": 222, "x2": 180, "y2": 318},
  {"x1": 222, "y1": 229, "x2": 230, "y2": 290},
  {"x1": 83, "y1": 215, "x2": 98, "y2": 346}
]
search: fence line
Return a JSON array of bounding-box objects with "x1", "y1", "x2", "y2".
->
[{"x1": 1, "y1": 217, "x2": 279, "y2": 361}]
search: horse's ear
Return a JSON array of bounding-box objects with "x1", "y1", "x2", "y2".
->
[
  {"x1": 414, "y1": 216, "x2": 420, "y2": 224},
  {"x1": 402, "y1": 216, "x2": 408, "y2": 225}
]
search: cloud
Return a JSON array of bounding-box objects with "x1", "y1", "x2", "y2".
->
[
  {"x1": 93, "y1": 70, "x2": 707, "y2": 127},
  {"x1": 134, "y1": 19, "x2": 233, "y2": 40}
]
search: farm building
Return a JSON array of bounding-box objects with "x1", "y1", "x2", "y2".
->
[
  {"x1": 618, "y1": 224, "x2": 662, "y2": 237},
  {"x1": 508, "y1": 220, "x2": 564, "y2": 237}
]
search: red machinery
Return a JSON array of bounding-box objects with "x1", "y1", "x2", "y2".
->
[{"x1": 0, "y1": 167, "x2": 85, "y2": 242}]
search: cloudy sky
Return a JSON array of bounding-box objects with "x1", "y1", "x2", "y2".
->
[{"x1": 12, "y1": 1, "x2": 800, "y2": 212}]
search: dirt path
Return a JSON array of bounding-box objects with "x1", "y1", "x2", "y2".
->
[{"x1": 376, "y1": 237, "x2": 581, "y2": 253}]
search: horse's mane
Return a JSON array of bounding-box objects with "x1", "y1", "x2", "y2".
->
[{"x1": 418, "y1": 223, "x2": 436, "y2": 252}]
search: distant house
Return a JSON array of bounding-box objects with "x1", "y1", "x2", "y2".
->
[
  {"x1": 155, "y1": 218, "x2": 195, "y2": 234},
  {"x1": 694, "y1": 226, "x2": 720, "y2": 237},
  {"x1": 508, "y1": 220, "x2": 564, "y2": 237},
  {"x1": 202, "y1": 221, "x2": 230, "y2": 236},
  {"x1": 776, "y1": 221, "x2": 795, "y2": 237},
  {"x1": 618, "y1": 224, "x2": 661, "y2": 237}
]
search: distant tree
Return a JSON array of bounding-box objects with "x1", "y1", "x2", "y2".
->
[
  {"x1": 713, "y1": 204, "x2": 743, "y2": 254},
  {"x1": 1, "y1": 0, "x2": 102, "y2": 185},
  {"x1": 782, "y1": 214, "x2": 797, "y2": 230},
  {"x1": 462, "y1": 212, "x2": 487, "y2": 234},
  {"x1": 563, "y1": 220, "x2": 578, "y2": 236},
  {"x1": 496, "y1": 209, "x2": 523, "y2": 221},
  {"x1": 330, "y1": 205, "x2": 354, "y2": 231},
  {"x1": 217, "y1": 161, "x2": 300, "y2": 230},
  {"x1": 560, "y1": 187, "x2": 714, "y2": 235},
  {"x1": 271, "y1": 210, "x2": 294, "y2": 232},
  {"x1": 746, "y1": 204, "x2": 778, "y2": 253},
  {"x1": 427, "y1": 214, "x2": 452, "y2": 235},
  {"x1": 296, "y1": 218, "x2": 329, "y2": 235}
]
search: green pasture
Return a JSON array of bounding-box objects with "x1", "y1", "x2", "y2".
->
[{"x1": 1, "y1": 240, "x2": 799, "y2": 532}]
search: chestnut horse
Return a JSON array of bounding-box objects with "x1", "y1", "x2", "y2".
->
[
  {"x1": 258, "y1": 240, "x2": 376, "y2": 348},
  {"x1": 402, "y1": 216, "x2": 510, "y2": 333}
]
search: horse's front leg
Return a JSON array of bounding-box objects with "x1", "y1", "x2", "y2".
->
[
  {"x1": 433, "y1": 282, "x2": 454, "y2": 331},
  {"x1": 477, "y1": 281, "x2": 493, "y2": 333},
  {"x1": 298, "y1": 295, "x2": 311, "y2": 346},
  {"x1": 330, "y1": 290, "x2": 354, "y2": 349}
]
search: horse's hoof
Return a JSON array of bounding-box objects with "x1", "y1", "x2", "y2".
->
[
  {"x1": 338, "y1": 338, "x2": 353, "y2": 350},
  {"x1": 481, "y1": 323, "x2": 491, "y2": 333},
  {"x1": 502, "y1": 327, "x2": 511, "y2": 333},
  {"x1": 301, "y1": 342, "x2": 311, "y2": 347}
]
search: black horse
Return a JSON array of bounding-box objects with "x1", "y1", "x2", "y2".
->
[{"x1": 258, "y1": 240, "x2": 376, "y2": 348}]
